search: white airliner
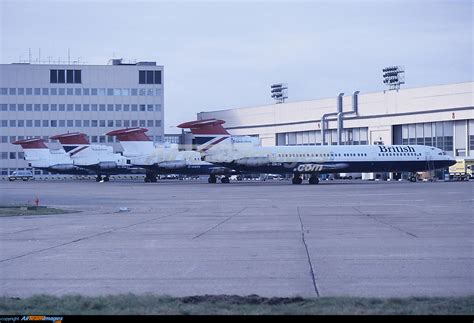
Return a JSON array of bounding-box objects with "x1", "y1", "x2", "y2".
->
[
  {"x1": 12, "y1": 138, "x2": 92, "y2": 175},
  {"x1": 106, "y1": 127, "x2": 237, "y2": 182},
  {"x1": 49, "y1": 132, "x2": 145, "y2": 182},
  {"x1": 178, "y1": 119, "x2": 456, "y2": 184}
]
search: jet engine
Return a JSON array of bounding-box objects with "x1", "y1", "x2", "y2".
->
[
  {"x1": 97, "y1": 162, "x2": 118, "y2": 169},
  {"x1": 50, "y1": 164, "x2": 77, "y2": 171},
  {"x1": 234, "y1": 157, "x2": 270, "y2": 167},
  {"x1": 157, "y1": 160, "x2": 187, "y2": 169}
]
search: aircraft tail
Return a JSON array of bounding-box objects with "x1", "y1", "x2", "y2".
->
[
  {"x1": 12, "y1": 138, "x2": 71, "y2": 167},
  {"x1": 50, "y1": 132, "x2": 91, "y2": 156},
  {"x1": 106, "y1": 128, "x2": 155, "y2": 157},
  {"x1": 177, "y1": 119, "x2": 231, "y2": 152}
]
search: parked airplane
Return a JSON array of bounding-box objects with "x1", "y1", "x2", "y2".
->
[
  {"x1": 106, "y1": 127, "x2": 238, "y2": 183},
  {"x1": 178, "y1": 119, "x2": 457, "y2": 184},
  {"x1": 49, "y1": 132, "x2": 146, "y2": 182},
  {"x1": 12, "y1": 138, "x2": 92, "y2": 175}
]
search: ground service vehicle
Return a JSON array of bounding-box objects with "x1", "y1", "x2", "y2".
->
[
  {"x1": 449, "y1": 158, "x2": 473, "y2": 181},
  {"x1": 8, "y1": 170, "x2": 34, "y2": 181}
]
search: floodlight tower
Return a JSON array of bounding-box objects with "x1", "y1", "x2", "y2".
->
[
  {"x1": 271, "y1": 83, "x2": 288, "y2": 103},
  {"x1": 382, "y1": 66, "x2": 405, "y2": 91}
]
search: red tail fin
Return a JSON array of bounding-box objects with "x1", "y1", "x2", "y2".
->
[
  {"x1": 50, "y1": 132, "x2": 90, "y2": 144},
  {"x1": 12, "y1": 138, "x2": 48, "y2": 149},
  {"x1": 177, "y1": 119, "x2": 230, "y2": 135},
  {"x1": 106, "y1": 128, "x2": 151, "y2": 141}
]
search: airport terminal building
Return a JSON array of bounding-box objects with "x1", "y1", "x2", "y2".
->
[
  {"x1": 197, "y1": 82, "x2": 474, "y2": 177},
  {"x1": 0, "y1": 59, "x2": 164, "y2": 175}
]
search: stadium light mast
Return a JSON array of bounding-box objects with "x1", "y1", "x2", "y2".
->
[
  {"x1": 382, "y1": 66, "x2": 405, "y2": 91},
  {"x1": 271, "y1": 83, "x2": 288, "y2": 103}
]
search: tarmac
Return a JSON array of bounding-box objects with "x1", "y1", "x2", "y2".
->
[{"x1": 0, "y1": 178, "x2": 472, "y2": 298}]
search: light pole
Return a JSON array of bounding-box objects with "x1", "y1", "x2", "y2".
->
[
  {"x1": 383, "y1": 66, "x2": 405, "y2": 91},
  {"x1": 271, "y1": 83, "x2": 288, "y2": 103}
]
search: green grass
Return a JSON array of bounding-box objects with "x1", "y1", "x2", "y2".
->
[
  {"x1": 0, "y1": 294, "x2": 472, "y2": 315},
  {"x1": 0, "y1": 206, "x2": 79, "y2": 217}
]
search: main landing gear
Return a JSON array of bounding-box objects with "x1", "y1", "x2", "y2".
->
[
  {"x1": 208, "y1": 175, "x2": 230, "y2": 184},
  {"x1": 208, "y1": 174, "x2": 217, "y2": 184},
  {"x1": 292, "y1": 173, "x2": 320, "y2": 184},
  {"x1": 292, "y1": 174, "x2": 303, "y2": 185},
  {"x1": 221, "y1": 176, "x2": 230, "y2": 184},
  {"x1": 144, "y1": 172, "x2": 157, "y2": 183},
  {"x1": 96, "y1": 175, "x2": 110, "y2": 182},
  {"x1": 308, "y1": 175, "x2": 319, "y2": 185}
]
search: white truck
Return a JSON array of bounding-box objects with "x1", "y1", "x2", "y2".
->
[{"x1": 449, "y1": 158, "x2": 473, "y2": 181}]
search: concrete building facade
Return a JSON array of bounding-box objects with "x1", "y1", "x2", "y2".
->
[
  {"x1": 197, "y1": 82, "x2": 473, "y2": 159},
  {"x1": 0, "y1": 59, "x2": 164, "y2": 175}
]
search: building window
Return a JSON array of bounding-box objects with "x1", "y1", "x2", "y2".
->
[
  {"x1": 42, "y1": 104, "x2": 49, "y2": 111},
  {"x1": 26, "y1": 88, "x2": 33, "y2": 95},
  {"x1": 51, "y1": 69, "x2": 81, "y2": 84},
  {"x1": 59, "y1": 120, "x2": 65, "y2": 127},
  {"x1": 51, "y1": 120, "x2": 57, "y2": 127},
  {"x1": 42, "y1": 88, "x2": 49, "y2": 95},
  {"x1": 139, "y1": 71, "x2": 146, "y2": 84},
  {"x1": 67, "y1": 104, "x2": 73, "y2": 111},
  {"x1": 74, "y1": 70, "x2": 81, "y2": 83},
  {"x1": 58, "y1": 70, "x2": 65, "y2": 83},
  {"x1": 34, "y1": 104, "x2": 40, "y2": 111},
  {"x1": 75, "y1": 120, "x2": 82, "y2": 127},
  {"x1": 139, "y1": 70, "x2": 163, "y2": 84},
  {"x1": 155, "y1": 120, "x2": 162, "y2": 127},
  {"x1": 67, "y1": 120, "x2": 73, "y2": 127},
  {"x1": 83, "y1": 120, "x2": 90, "y2": 127},
  {"x1": 59, "y1": 104, "x2": 65, "y2": 111},
  {"x1": 51, "y1": 88, "x2": 57, "y2": 95},
  {"x1": 50, "y1": 70, "x2": 58, "y2": 83},
  {"x1": 9, "y1": 88, "x2": 16, "y2": 95},
  {"x1": 18, "y1": 88, "x2": 24, "y2": 95},
  {"x1": 116, "y1": 120, "x2": 122, "y2": 127},
  {"x1": 42, "y1": 120, "x2": 49, "y2": 127},
  {"x1": 83, "y1": 88, "x2": 90, "y2": 95},
  {"x1": 67, "y1": 88, "x2": 73, "y2": 95},
  {"x1": 75, "y1": 88, "x2": 81, "y2": 96},
  {"x1": 99, "y1": 120, "x2": 105, "y2": 127}
]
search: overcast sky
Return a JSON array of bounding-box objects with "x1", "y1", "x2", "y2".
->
[{"x1": 1, "y1": 0, "x2": 472, "y2": 133}]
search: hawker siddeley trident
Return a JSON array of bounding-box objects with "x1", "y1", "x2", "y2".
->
[
  {"x1": 49, "y1": 132, "x2": 146, "y2": 182},
  {"x1": 12, "y1": 138, "x2": 92, "y2": 175},
  {"x1": 177, "y1": 119, "x2": 457, "y2": 184},
  {"x1": 106, "y1": 127, "x2": 238, "y2": 183}
]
